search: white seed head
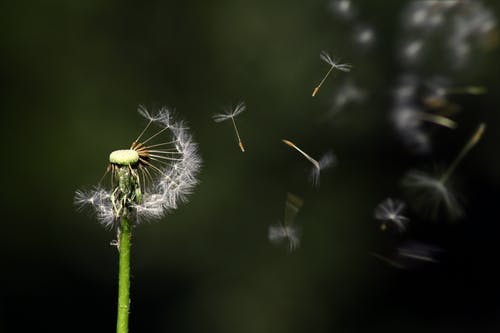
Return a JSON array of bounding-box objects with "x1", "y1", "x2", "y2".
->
[{"x1": 75, "y1": 107, "x2": 202, "y2": 227}]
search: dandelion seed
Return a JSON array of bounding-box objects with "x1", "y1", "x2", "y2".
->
[
  {"x1": 448, "y1": 1, "x2": 498, "y2": 67},
  {"x1": 312, "y1": 51, "x2": 352, "y2": 97},
  {"x1": 371, "y1": 241, "x2": 441, "y2": 270},
  {"x1": 423, "y1": 78, "x2": 487, "y2": 109},
  {"x1": 403, "y1": 123, "x2": 486, "y2": 220},
  {"x1": 354, "y1": 25, "x2": 376, "y2": 47},
  {"x1": 282, "y1": 139, "x2": 336, "y2": 187},
  {"x1": 212, "y1": 102, "x2": 246, "y2": 152},
  {"x1": 397, "y1": 241, "x2": 440, "y2": 264},
  {"x1": 434, "y1": 85, "x2": 487, "y2": 97},
  {"x1": 392, "y1": 75, "x2": 460, "y2": 154},
  {"x1": 75, "y1": 106, "x2": 202, "y2": 228},
  {"x1": 414, "y1": 111, "x2": 457, "y2": 129},
  {"x1": 402, "y1": 39, "x2": 424, "y2": 62},
  {"x1": 328, "y1": 0, "x2": 355, "y2": 20},
  {"x1": 369, "y1": 252, "x2": 406, "y2": 269},
  {"x1": 393, "y1": 105, "x2": 457, "y2": 132},
  {"x1": 400, "y1": 0, "x2": 497, "y2": 68},
  {"x1": 268, "y1": 193, "x2": 304, "y2": 252},
  {"x1": 310, "y1": 152, "x2": 336, "y2": 187},
  {"x1": 330, "y1": 79, "x2": 366, "y2": 115},
  {"x1": 374, "y1": 198, "x2": 409, "y2": 233}
]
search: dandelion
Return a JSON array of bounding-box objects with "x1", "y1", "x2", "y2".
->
[
  {"x1": 75, "y1": 106, "x2": 201, "y2": 333},
  {"x1": 312, "y1": 51, "x2": 352, "y2": 97},
  {"x1": 212, "y1": 101, "x2": 246, "y2": 152},
  {"x1": 282, "y1": 139, "x2": 336, "y2": 187},
  {"x1": 403, "y1": 123, "x2": 486, "y2": 220},
  {"x1": 269, "y1": 193, "x2": 303, "y2": 252},
  {"x1": 374, "y1": 198, "x2": 409, "y2": 233}
]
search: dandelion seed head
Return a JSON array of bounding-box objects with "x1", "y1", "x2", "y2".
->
[
  {"x1": 75, "y1": 107, "x2": 201, "y2": 227},
  {"x1": 109, "y1": 149, "x2": 140, "y2": 165}
]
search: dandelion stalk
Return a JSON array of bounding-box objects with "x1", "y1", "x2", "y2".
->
[
  {"x1": 109, "y1": 155, "x2": 140, "y2": 333},
  {"x1": 440, "y1": 123, "x2": 486, "y2": 184},
  {"x1": 75, "y1": 107, "x2": 202, "y2": 333},
  {"x1": 117, "y1": 214, "x2": 131, "y2": 333}
]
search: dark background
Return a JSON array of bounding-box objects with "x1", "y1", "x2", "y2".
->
[{"x1": 1, "y1": 0, "x2": 500, "y2": 332}]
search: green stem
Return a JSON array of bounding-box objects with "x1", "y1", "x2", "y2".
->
[{"x1": 116, "y1": 215, "x2": 131, "y2": 333}]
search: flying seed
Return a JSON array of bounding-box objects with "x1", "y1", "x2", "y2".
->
[
  {"x1": 213, "y1": 102, "x2": 247, "y2": 152},
  {"x1": 282, "y1": 139, "x2": 336, "y2": 186},
  {"x1": 269, "y1": 193, "x2": 304, "y2": 252},
  {"x1": 312, "y1": 51, "x2": 352, "y2": 97}
]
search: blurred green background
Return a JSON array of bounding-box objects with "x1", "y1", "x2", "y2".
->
[{"x1": 1, "y1": 0, "x2": 500, "y2": 332}]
